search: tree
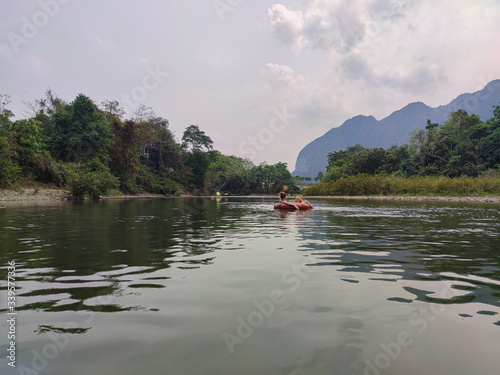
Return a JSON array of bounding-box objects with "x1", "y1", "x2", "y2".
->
[
  {"x1": 410, "y1": 125, "x2": 446, "y2": 173},
  {"x1": 483, "y1": 105, "x2": 500, "y2": 169},
  {"x1": 439, "y1": 110, "x2": 486, "y2": 176},
  {"x1": 0, "y1": 135, "x2": 18, "y2": 187},
  {"x1": 0, "y1": 94, "x2": 11, "y2": 113},
  {"x1": 48, "y1": 94, "x2": 114, "y2": 163},
  {"x1": 107, "y1": 105, "x2": 187, "y2": 194},
  {"x1": 143, "y1": 116, "x2": 184, "y2": 178},
  {"x1": 182, "y1": 125, "x2": 213, "y2": 151},
  {"x1": 382, "y1": 145, "x2": 416, "y2": 176},
  {"x1": 351, "y1": 147, "x2": 386, "y2": 174},
  {"x1": 410, "y1": 111, "x2": 487, "y2": 176},
  {"x1": 324, "y1": 144, "x2": 366, "y2": 182},
  {"x1": 7, "y1": 118, "x2": 60, "y2": 183},
  {"x1": 109, "y1": 117, "x2": 140, "y2": 189},
  {"x1": 204, "y1": 152, "x2": 251, "y2": 193},
  {"x1": 132, "y1": 104, "x2": 156, "y2": 123},
  {"x1": 183, "y1": 149, "x2": 210, "y2": 190},
  {"x1": 0, "y1": 99, "x2": 18, "y2": 186},
  {"x1": 293, "y1": 175, "x2": 304, "y2": 185},
  {"x1": 314, "y1": 171, "x2": 324, "y2": 182},
  {"x1": 249, "y1": 162, "x2": 294, "y2": 193},
  {"x1": 100, "y1": 100, "x2": 125, "y2": 119}
]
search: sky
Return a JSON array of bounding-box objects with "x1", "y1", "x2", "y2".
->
[{"x1": 1, "y1": 0, "x2": 500, "y2": 171}]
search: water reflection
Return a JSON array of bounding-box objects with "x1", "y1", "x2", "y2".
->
[
  {"x1": 296, "y1": 201, "x2": 500, "y2": 312},
  {"x1": 0, "y1": 198, "x2": 499, "y2": 375}
]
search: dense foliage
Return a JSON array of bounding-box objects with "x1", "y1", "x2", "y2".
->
[
  {"x1": 322, "y1": 108, "x2": 500, "y2": 181},
  {"x1": 306, "y1": 107, "x2": 500, "y2": 196},
  {"x1": 0, "y1": 92, "x2": 296, "y2": 198}
]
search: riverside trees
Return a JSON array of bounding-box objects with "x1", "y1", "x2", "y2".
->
[
  {"x1": 322, "y1": 107, "x2": 500, "y2": 183},
  {"x1": 0, "y1": 92, "x2": 296, "y2": 196}
]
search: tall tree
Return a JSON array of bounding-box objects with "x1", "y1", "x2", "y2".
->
[
  {"x1": 48, "y1": 94, "x2": 114, "y2": 163},
  {"x1": 483, "y1": 105, "x2": 500, "y2": 169},
  {"x1": 100, "y1": 100, "x2": 125, "y2": 119},
  {"x1": 0, "y1": 98, "x2": 18, "y2": 186},
  {"x1": 181, "y1": 125, "x2": 213, "y2": 151},
  {"x1": 109, "y1": 117, "x2": 140, "y2": 189},
  {"x1": 204, "y1": 152, "x2": 251, "y2": 192}
]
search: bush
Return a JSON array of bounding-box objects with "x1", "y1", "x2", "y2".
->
[
  {"x1": 0, "y1": 136, "x2": 19, "y2": 187},
  {"x1": 66, "y1": 165, "x2": 119, "y2": 200},
  {"x1": 121, "y1": 182, "x2": 140, "y2": 195},
  {"x1": 136, "y1": 164, "x2": 181, "y2": 195},
  {"x1": 26, "y1": 152, "x2": 67, "y2": 186},
  {"x1": 106, "y1": 188, "x2": 122, "y2": 196}
]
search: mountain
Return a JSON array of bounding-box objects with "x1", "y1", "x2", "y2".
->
[{"x1": 293, "y1": 80, "x2": 500, "y2": 177}]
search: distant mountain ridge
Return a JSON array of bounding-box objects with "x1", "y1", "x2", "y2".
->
[{"x1": 293, "y1": 80, "x2": 500, "y2": 177}]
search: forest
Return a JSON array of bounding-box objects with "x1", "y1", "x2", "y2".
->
[
  {"x1": 2, "y1": 91, "x2": 499, "y2": 199},
  {"x1": 0, "y1": 92, "x2": 296, "y2": 198},
  {"x1": 306, "y1": 106, "x2": 500, "y2": 196}
]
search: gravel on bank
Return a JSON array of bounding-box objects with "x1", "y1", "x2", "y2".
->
[
  {"x1": 0, "y1": 189, "x2": 166, "y2": 202},
  {"x1": 0, "y1": 188, "x2": 67, "y2": 202},
  {"x1": 304, "y1": 195, "x2": 500, "y2": 203}
]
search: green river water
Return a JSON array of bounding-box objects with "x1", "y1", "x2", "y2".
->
[{"x1": 0, "y1": 197, "x2": 499, "y2": 375}]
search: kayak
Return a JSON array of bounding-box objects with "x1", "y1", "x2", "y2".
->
[{"x1": 274, "y1": 202, "x2": 311, "y2": 210}]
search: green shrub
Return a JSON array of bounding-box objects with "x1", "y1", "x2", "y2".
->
[
  {"x1": 66, "y1": 166, "x2": 119, "y2": 200},
  {"x1": 136, "y1": 164, "x2": 181, "y2": 195},
  {"x1": 26, "y1": 151, "x2": 67, "y2": 186},
  {"x1": 0, "y1": 135, "x2": 19, "y2": 187},
  {"x1": 121, "y1": 182, "x2": 140, "y2": 195},
  {"x1": 106, "y1": 189, "x2": 122, "y2": 196}
]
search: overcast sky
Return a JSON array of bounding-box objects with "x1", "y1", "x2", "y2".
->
[{"x1": 1, "y1": 0, "x2": 499, "y2": 170}]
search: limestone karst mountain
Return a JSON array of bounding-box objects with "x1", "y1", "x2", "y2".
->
[{"x1": 293, "y1": 80, "x2": 500, "y2": 177}]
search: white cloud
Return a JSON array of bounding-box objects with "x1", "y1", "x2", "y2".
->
[
  {"x1": 268, "y1": 4, "x2": 305, "y2": 52},
  {"x1": 262, "y1": 63, "x2": 305, "y2": 90},
  {"x1": 268, "y1": 0, "x2": 411, "y2": 54},
  {"x1": 268, "y1": 0, "x2": 500, "y2": 106},
  {"x1": 260, "y1": 63, "x2": 344, "y2": 131},
  {"x1": 1, "y1": 1, "x2": 499, "y2": 171}
]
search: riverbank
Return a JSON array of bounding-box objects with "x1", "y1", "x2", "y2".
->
[
  {"x1": 304, "y1": 195, "x2": 500, "y2": 203},
  {"x1": 1, "y1": 188, "x2": 499, "y2": 204},
  {"x1": 0, "y1": 188, "x2": 166, "y2": 202}
]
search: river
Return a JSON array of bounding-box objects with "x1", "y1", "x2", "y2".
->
[{"x1": 1, "y1": 197, "x2": 499, "y2": 375}]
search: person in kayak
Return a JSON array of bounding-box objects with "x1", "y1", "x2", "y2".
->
[{"x1": 279, "y1": 191, "x2": 314, "y2": 209}]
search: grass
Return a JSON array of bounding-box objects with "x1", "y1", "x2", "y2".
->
[{"x1": 304, "y1": 174, "x2": 500, "y2": 197}]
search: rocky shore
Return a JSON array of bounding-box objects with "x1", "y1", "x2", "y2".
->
[
  {"x1": 0, "y1": 188, "x2": 67, "y2": 202},
  {"x1": 0, "y1": 188, "x2": 163, "y2": 203}
]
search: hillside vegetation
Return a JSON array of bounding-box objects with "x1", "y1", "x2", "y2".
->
[
  {"x1": 0, "y1": 92, "x2": 296, "y2": 199},
  {"x1": 306, "y1": 107, "x2": 500, "y2": 196},
  {"x1": 294, "y1": 80, "x2": 500, "y2": 177}
]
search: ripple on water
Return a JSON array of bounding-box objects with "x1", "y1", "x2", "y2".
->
[{"x1": 1, "y1": 198, "x2": 499, "y2": 374}]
